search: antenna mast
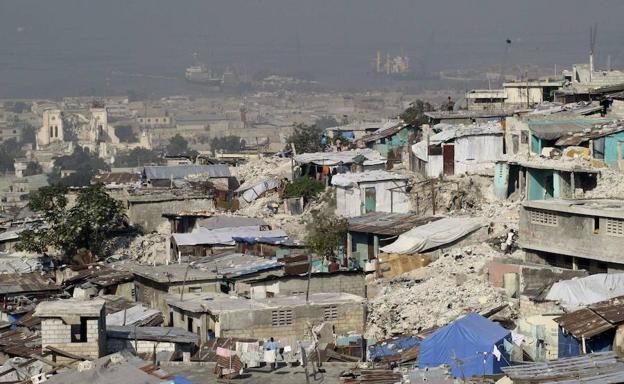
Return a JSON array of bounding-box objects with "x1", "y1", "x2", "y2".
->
[{"x1": 589, "y1": 24, "x2": 597, "y2": 81}]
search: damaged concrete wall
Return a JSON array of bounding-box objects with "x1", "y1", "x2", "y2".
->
[
  {"x1": 217, "y1": 302, "x2": 366, "y2": 346},
  {"x1": 127, "y1": 198, "x2": 215, "y2": 232},
  {"x1": 249, "y1": 274, "x2": 366, "y2": 299},
  {"x1": 519, "y1": 206, "x2": 624, "y2": 266}
]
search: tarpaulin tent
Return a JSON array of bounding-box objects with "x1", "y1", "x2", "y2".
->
[
  {"x1": 380, "y1": 217, "x2": 484, "y2": 254},
  {"x1": 419, "y1": 313, "x2": 511, "y2": 378},
  {"x1": 545, "y1": 273, "x2": 624, "y2": 311}
]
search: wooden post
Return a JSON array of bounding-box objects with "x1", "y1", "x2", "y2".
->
[
  {"x1": 431, "y1": 181, "x2": 436, "y2": 215},
  {"x1": 305, "y1": 253, "x2": 312, "y2": 303}
]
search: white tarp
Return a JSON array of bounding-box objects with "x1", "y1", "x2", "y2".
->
[
  {"x1": 545, "y1": 273, "x2": 624, "y2": 311},
  {"x1": 380, "y1": 217, "x2": 484, "y2": 254}
]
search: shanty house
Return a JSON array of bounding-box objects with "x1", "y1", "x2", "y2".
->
[
  {"x1": 167, "y1": 292, "x2": 366, "y2": 345},
  {"x1": 331, "y1": 171, "x2": 409, "y2": 218},
  {"x1": 345, "y1": 212, "x2": 440, "y2": 268},
  {"x1": 36, "y1": 299, "x2": 107, "y2": 361},
  {"x1": 294, "y1": 149, "x2": 386, "y2": 182},
  {"x1": 325, "y1": 120, "x2": 398, "y2": 142},
  {"x1": 419, "y1": 313, "x2": 511, "y2": 378},
  {"x1": 362, "y1": 123, "x2": 419, "y2": 164},
  {"x1": 519, "y1": 199, "x2": 624, "y2": 273},
  {"x1": 411, "y1": 123, "x2": 503, "y2": 177}
]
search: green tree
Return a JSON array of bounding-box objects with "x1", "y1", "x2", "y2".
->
[
  {"x1": 49, "y1": 146, "x2": 110, "y2": 187},
  {"x1": 20, "y1": 122, "x2": 37, "y2": 145},
  {"x1": 23, "y1": 162, "x2": 43, "y2": 176},
  {"x1": 17, "y1": 184, "x2": 126, "y2": 259},
  {"x1": 283, "y1": 177, "x2": 325, "y2": 202},
  {"x1": 114, "y1": 125, "x2": 138, "y2": 143},
  {"x1": 305, "y1": 211, "x2": 348, "y2": 258},
  {"x1": 285, "y1": 123, "x2": 324, "y2": 154},
  {"x1": 400, "y1": 99, "x2": 434, "y2": 126},
  {"x1": 210, "y1": 135, "x2": 245, "y2": 153},
  {"x1": 115, "y1": 148, "x2": 162, "y2": 167},
  {"x1": 0, "y1": 139, "x2": 25, "y2": 173},
  {"x1": 167, "y1": 134, "x2": 198, "y2": 157}
]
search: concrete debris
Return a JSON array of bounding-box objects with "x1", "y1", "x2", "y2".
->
[
  {"x1": 232, "y1": 156, "x2": 292, "y2": 183},
  {"x1": 365, "y1": 243, "x2": 510, "y2": 339},
  {"x1": 586, "y1": 167, "x2": 624, "y2": 199},
  {"x1": 108, "y1": 221, "x2": 170, "y2": 264}
]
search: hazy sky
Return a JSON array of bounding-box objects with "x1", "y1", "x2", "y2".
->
[{"x1": 1, "y1": 0, "x2": 623, "y2": 98}]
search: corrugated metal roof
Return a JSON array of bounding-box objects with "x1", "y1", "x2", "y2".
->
[
  {"x1": 554, "y1": 308, "x2": 614, "y2": 338},
  {"x1": 554, "y1": 122, "x2": 624, "y2": 146},
  {"x1": 362, "y1": 123, "x2": 406, "y2": 143},
  {"x1": 348, "y1": 213, "x2": 441, "y2": 236},
  {"x1": 107, "y1": 326, "x2": 198, "y2": 344},
  {"x1": 195, "y1": 216, "x2": 268, "y2": 230},
  {"x1": 143, "y1": 164, "x2": 230, "y2": 180},
  {"x1": 331, "y1": 170, "x2": 408, "y2": 187},
  {"x1": 172, "y1": 226, "x2": 287, "y2": 246},
  {"x1": 528, "y1": 118, "x2": 612, "y2": 140},
  {"x1": 0, "y1": 272, "x2": 59, "y2": 295},
  {"x1": 502, "y1": 352, "x2": 624, "y2": 383},
  {"x1": 92, "y1": 172, "x2": 141, "y2": 184},
  {"x1": 592, "y1": 296, "x2": 624, "y2": 324},
  {"x1": 294, "y1": 149, "x2": 384, "y2": 166}
]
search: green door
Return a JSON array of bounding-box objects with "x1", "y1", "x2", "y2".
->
[{"x1": 364, "y1": 187, "x2": 376, "y2": 213}]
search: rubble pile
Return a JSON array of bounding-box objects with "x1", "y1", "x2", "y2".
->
[
  {"x1": 109, "y1": 221, "x2": 170, "y2": 264},
  {"x1": 586, "y1": 168, "x2": 624, "y2": 199},
  {"x1": 366, "y1": 244, "x2": 508, "y2": 339},
  {"x1": 233, "y1": 156, "x2": 292, "y2": 183}
]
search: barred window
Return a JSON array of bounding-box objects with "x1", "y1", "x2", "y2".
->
[
  {"x1": 271, "y1": 310, "x2": 293, "y2": 326},
  {"x1": 606, "y1": 218, "x2": 624, "y2": 237},
  {"x1": 323, "y1": 306, "x2": 338, "y2": 321},
  {"x1": 529, "y1": 210, "x2": 558, "y2": 226}
]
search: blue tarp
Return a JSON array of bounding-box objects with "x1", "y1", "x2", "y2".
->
[
  {"x1": 419, "y1": 313, "x2": 511, "y2": 378},
  {"x1": 559, "y1": 327, "x2": 581, "y2": 358},
  {"x1": 369, "y1": 336, "x2": 421, "y2": 362},
  {"x1": 172, "y1": 376, "x2": 193, "y2": 384},
  {"x1": 558, "y1": 327, "x2": 614, "y2": 358}
]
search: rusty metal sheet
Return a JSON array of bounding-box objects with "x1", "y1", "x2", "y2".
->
[
  {"x1": 348, "y1": 213, "x2": 441, "y2": 236},
  {"x1": 554, "y1": 308, "x2": 614, "y2": 339},
  {"x1": 591, "y1": 296, "x2": 624, "y2": 324}
]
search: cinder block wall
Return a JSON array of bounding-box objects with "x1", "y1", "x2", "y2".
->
[
  {"x1": 41, "y1": 316, "x2": 104, "y2": 361},
  {"x1": 218, "y1": 302, "x2": 366, "y2": 346},
  {"x1": 107, "y1": 338, "x2": 178, "y2": 356}
]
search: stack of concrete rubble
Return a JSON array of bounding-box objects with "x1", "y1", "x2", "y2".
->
[
  {"x1": 366, "y1": 243, "x2": 510, "y2": 339},
  {"x1": 232, "y1": 156, "x2": 292, "y2": 182}
]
